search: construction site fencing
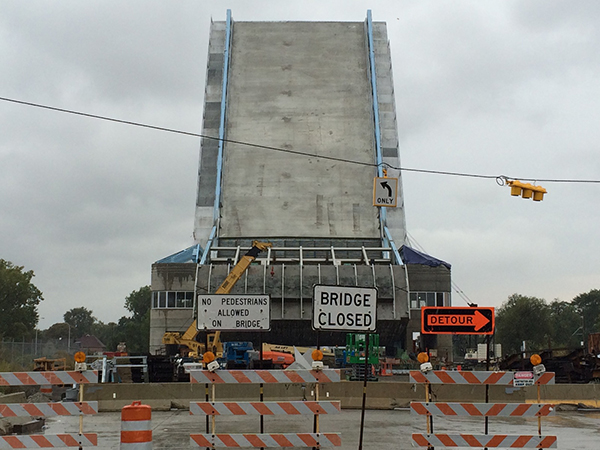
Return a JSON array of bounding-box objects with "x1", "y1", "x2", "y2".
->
[
  {"x1": 188, "y1": 369, "x2": 342, "y2": 448},
  {"x1": 409, "y1": 369, "x2": 558, "y2": 449},
  {"x1": 0, "y1": 370, "x2": 98, "y2": 448},
  {"x1": 0, "y1": 339, "x2": 75, "y2": 368}
]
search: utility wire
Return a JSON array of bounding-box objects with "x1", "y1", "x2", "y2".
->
[{"x1": 2, "y1": 96, "x2": 600, "y2": 184}]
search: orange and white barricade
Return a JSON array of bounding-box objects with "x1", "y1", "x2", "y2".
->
[
  {"x1": 0, "y1": 370, "x2": 98, "y2": 448},
  {"x1": 120, "y1": 401, "x2": 152, "y2": 450},
  {"x1": 410, "y1": 369, "x2": 557, "y2": 449},
  {"x1": 412, "y1": 433, "x2": 557, "y2": 448},
  {"x1": 189, "y1": 369, "x2": 342, "y2": 448}
]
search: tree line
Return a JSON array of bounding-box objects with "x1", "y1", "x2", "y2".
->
[
  {"x1": 0, "y1": 258, "x2": 150, "y2": 355},
  {"x1": 494, "y1": 291, "x2": 600, "y2": 355}
]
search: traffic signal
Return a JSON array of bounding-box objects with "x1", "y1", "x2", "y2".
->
[{"x1": 507, "y1": 180, "x2": 547, "y2": 201}]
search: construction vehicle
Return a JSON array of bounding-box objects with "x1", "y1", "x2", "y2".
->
[
  {"x1": 262, "y1": 343, "x2": 335, "y2": 358},
  {"x1": 162, "y1": 241, "x2": 272, "y2": 357},
  {"x1": 261, "y1": 350, "x2": 295, "y2": 368},
  {"x1": 346, "y1": 333, "x2": 380, "y2": 381},
  {"x1": 221, "y1": 342, "x2": 295, "y2": 369},
  {"x1": 222, "y1": 341, "x2": 256, "y2": 369},
  {"x1": 262, "y1": 342, "x2": 334, "y2": 367}
]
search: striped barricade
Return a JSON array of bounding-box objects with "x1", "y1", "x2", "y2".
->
[
  {"x1": 191, "y1": 400, "x2": 341, "y2": 416},
  {"x1": 0, "y1": 370, "x2": 98, "y2": 448},
  {"x1": 411, "y1": 370, "x2": 557, "y2": 448},
  {"x1": 411, "y1": 402, "x2": 555, "y2": 417},
  {"x1": 409, "y1": 370, "x2": 555, "y2": 385},
  {"x1": 190, "y1": 433, "x2": 342, "y2": 448},
  {"x1": 0, "y1": 371, "x2": 98, "y2": 386},
  {"x1": 0, "y1": 433, "x2": 98, "y2": 448},
  {"x1": 0, "y1": 402, "x2": 98, "y2": 417},
  {"x1": 412, "y1": 433, "x2": 558, "y2": 448},
  {"x1": 190, "y1": 369, "x2": 342, "y2": 448},
  {"x1": 189, "y1": 369, "x2": 341, "y2": 384}
]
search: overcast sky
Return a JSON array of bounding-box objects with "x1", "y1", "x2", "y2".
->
[{"x1": 1, "y1": 1, "x2": 598, "y2": 329}]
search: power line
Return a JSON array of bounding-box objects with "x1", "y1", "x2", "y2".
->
[
  {"x1": 406, "y1": 232, "x2": 475, "y2": 307},
  {"x1": 2, "y1": 96, "x2": 600, "y2": 184}
]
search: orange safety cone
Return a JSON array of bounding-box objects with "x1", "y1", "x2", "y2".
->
[{"x1": 121, "y1": 401, "x2": 152, "y2": 449}]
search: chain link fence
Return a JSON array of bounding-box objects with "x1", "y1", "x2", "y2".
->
[{"x1": 0, "y1": 338, "x2": 74, "y2": 370}]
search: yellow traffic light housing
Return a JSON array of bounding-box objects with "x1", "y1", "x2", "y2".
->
[
  {"x1": 531, "y1": 185, "x2": 546, "y2": 201},
  {"x1": 507, "y1": 180, "x2": 547, "y2": 201},
  {"x1": 510, "y1": 180, "x2": 524, "y2": 196}
]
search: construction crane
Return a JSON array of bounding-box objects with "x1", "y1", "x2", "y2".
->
[{"x1": 162, "y1": 241, "x2": 272, "y2": 357}]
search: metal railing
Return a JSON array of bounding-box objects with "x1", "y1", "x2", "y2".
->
[{"x1": 206, "y1": 245, "x2": 397, "y2": 266}]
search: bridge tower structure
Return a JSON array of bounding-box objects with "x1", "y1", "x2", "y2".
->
[{"x1": 150, "y1": 11, "x2": 452, "y2": 357}]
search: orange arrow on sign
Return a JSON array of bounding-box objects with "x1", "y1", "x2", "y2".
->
[{"x1": 427, "y1": 310, "x2": 490, "y2": 331}]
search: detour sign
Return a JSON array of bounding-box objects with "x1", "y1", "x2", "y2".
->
[{"x1": 421, "y1": 306, "x2": 495, "y2": 335}]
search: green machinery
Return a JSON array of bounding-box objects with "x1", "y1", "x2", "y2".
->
[{"x1": 346, "y1": 333, "x2": 380, "y2": 381}]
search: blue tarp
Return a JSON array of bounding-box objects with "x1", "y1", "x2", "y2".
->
[
  {"x1": 155, "y1": 245, "x2": 202, "y2": 264},
  {"x1": 399, "y1": 245, "x2": 451, "y2": 269}
]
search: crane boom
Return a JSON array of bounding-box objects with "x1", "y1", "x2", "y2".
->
[{"x1": 162, "y1": 241, "x2": 272, "y2": 356}]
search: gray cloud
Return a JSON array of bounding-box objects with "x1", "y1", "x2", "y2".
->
[{"x1": 1, "y1": 1, "x2": 598, "y2": 327}]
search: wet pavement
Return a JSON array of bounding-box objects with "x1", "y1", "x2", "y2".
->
[{"x1": 45, "y1": 408, "x2": 600, "y2": 449}]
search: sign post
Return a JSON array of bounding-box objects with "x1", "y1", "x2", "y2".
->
[{"x1": 420, "y1": 305, "x2": 496, "y2": 447}]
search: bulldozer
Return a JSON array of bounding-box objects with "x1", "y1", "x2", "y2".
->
[{"x1": 162, "y1": 241, "x2": 272, "y2": 358}]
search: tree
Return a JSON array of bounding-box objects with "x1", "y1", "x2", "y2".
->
[
  {"x1": 548, "y1": 300, "x2": 582, "y2": 348},
  {"x1": 118, "y1": 286, "x2": 151, "y2": 354},
  {"x1": 64, "y1": 307, "x2": 96, "y2": 338},
  {"x1": 92, "y1": 321, "x2": 121, "y2": 352},
  {"x1": 0, "y1": 259, "x2": 43, "y2": 339},
  {"x1": 572, "y1": 289, "x2": 600, "y2": 337},
  {"x1": 116, "y1": 315, "x2": 149, "y2": 354},
  {"x1": 495, "y1": 294, "x2": 551, "y2": 355},
  {"x1": 45, "y1": 322, "x2": 71, "y2": 340},
  {"x1": 125, "y1": 286, "x2": 151, "y2": 321}
]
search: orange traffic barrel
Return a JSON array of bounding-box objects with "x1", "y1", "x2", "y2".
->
[{"x1": 121, "y1": 401, "x2": 152, "y2": 449}]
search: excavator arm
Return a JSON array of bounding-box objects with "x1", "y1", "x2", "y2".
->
[{"x1": 162, "y1": 241, "x2": 272, "y2": 356}]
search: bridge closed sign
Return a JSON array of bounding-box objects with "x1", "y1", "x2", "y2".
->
[{"x1": 312, "y1": 285, "x2": 377, "y2": 332}]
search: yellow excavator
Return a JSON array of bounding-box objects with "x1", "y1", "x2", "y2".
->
[{"x1": 162, "y1": 241, "x2": 272, "y2": 358}]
